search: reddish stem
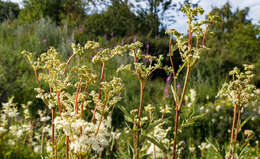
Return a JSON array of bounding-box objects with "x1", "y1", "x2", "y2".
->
[
  {"x1": 64, "y1": 53, "x2": 75, "y2": 73},
  {"x1": 92, "y1": 62, "x2": 106, "y2": 122},
  {"x1": 138, "y1": 82, "x2": 145, "y2": 122},
  {"x1": 133, "y1": 48, "x2": 146, "y2": 159},
  {"x1": 135, "y1": 82, "x2": 145, "y2": 158},
  {"x1": 49, "y1": 86, "x2": 52, "y2": 95},
  {"x1": 202, "y1": 24, "x2": 210, "y2": 47},
  {"x1": 34, "y1": 69, "x2": 41, "y2": 90},
  {"x1": 95, "y1": 114, "x2": 103, "y2": 135},
  {"x1": 75, "y1": 80, "x2": 82, "y2": 114},
  {"x1": 188, "y1": 21, "x2": 192, "y2": 51},
  {"x1": 177, "y1": 66, "x2": 190, "y2": 113},
  {"x1": 56, "y1": 91, "x2": 63, "y2": 120},
  {"x1": 232, "y1": 94, "x2": 241, "y2": 159},
  {"x1": 229, "y1": 103, "x2": 238, "y2": 156},
  {"x1": 172, "y1": 19, "x2": 193, "y2": 159},
  {"x1": 172, "y1": 65, "x2": 190, "y2": 159}
]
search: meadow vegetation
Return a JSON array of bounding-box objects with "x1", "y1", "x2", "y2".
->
[{"x1": 0, "y1": 0, "x2": 259, "y2": 159}]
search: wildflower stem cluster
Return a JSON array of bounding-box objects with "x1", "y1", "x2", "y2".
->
[
  {"x1": 165, "y1": 4, "x2": 218, "y2": 159},
  {"x1": 218, "y1": 64, "x2": 256, "y2": 159},
  {"x1": 22, "y1": 41, "x2": 127, "y2": 158}
]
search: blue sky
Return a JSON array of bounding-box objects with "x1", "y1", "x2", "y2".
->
[
  {"x1": 3, "y1": 0, "x2": 260, "y2": 32},
  {"x1": 169, "y1": 0, "x2": 260, "y2": 32}
]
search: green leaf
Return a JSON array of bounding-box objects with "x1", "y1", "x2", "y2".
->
[
  {"x1": 238, "y1": 115, "x2": 252, "y2": 133},
  {"x1": 118, "y1": 105, "x2": 134, "y2": 123},
  {"x1": 171, "y1": 84, "x2": 177, "y2": 103},
  {"x1": 238, "y1": 143, "x2": 249, "y2": 158},
  {"x1": 175, "y1": 60, "x2": 188, "y2": 78},
  {"x1": 57, "y1": 134, "x2": 66, "y2": 150},
  {"x1": 142, "y1": 119, "x2": 165, "y2": 136},
  {"x1": 206, "y1": 138, "x2": 225, "y2": 159},
  {"x1": 181, "y1": 113, "x2": 205, "y2": 128},
  {"x1": 143, "y1": 135, "x2": 167, "y2": 152}
]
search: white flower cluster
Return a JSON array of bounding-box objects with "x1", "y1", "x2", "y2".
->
[
  {"x1": 198, "y1": 142, "x2": 211, "y2": 150},
  {"x1": 185, "y1": 88, "x2": 197, "y2": 107},
  {"x1": 1, "y1": 97, "x2": 18, "y2": 118},
  {"x1": 217, "y1": 65, "x2": 256, "y2": 106},
  {"x1": 54, "y1": 111, "x2": 112, "y2": 155},
  {"x1": 147, "y1": 123, "x2": 171, "y2": 158},
  {"x1": 0, "y1": 97, "x2": 18, "y2": 136},
  {"x1": 0, "y1": 97, "x2": 34, "y2": 149}
]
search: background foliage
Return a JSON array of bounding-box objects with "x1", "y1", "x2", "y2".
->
[{"x1": 0, "y1": 0, "x2": 259, "y2": 158}]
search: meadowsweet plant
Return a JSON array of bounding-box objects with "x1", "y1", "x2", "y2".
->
[
  {"x1": 0, "y1": 97, "x2": 37, "y2": 157},
  {"x1": 117, "y1": 41, "x2": 164, "y2": 159},
  {"x1": 165, "y1": 4, "x2": 219, "y2": 159},
  {"x1": 22, "y1": 41, "x2": 128, "y2": 158},
  {"x1": 217, "y1": 64, "x2": 257, "y2": 159}
]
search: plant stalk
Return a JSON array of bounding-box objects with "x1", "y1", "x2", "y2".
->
[
  {"x1": 135, "y1": 80, "x2": 145, "y2": 159},
  {"x1": 51, "y1": 108, "x2": 55, "y2": 159},
  {"x1": 66, "y1": 136, "x2": 69, "y2": 159},
  {"x1": 56, "y1": 91, "x2": 63, "y2": 120},
  {"x1": 64, "y1": 53, "x2": 75, "y2": 73},
  {"x1": 202, "y1": 24, "x2": 210, "y2": 47},
  {"x1": 228, "y1": 103, "x2": 238, "y2": 157},
  {"x1": 232, "y1": 105, "x2": 242, "y2": 159},
  {"x1": 169, "y1": 37, "x2": 177, "y2": 97},
  {"x1": 172, "y1": 65, "x2": 191, "y2": 159},
  {"x1": 92, "y1": 62, "x2": 105, "y2": 122},
  {"x1": 75, "y1": 80, "x2": 82, "y2": 114}
]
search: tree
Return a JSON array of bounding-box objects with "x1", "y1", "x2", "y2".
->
[
  {"x1": 191, "y1": 3, "x2": 260, "y2": 102},
  {"x1": 19, "y1": 0, "x2": 89, "y2": 24},
  {"x1": 83, "y1": 0, "x2": 150, "y2": 39},
  {"x1": 0, "y1": 0, "x2": 20, "y2": 23},
  {"x1": 132, "y1": 0, "x2": 176, "y2": 36}
]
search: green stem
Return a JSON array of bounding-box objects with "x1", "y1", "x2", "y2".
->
[
  {"x1": 66, "y1": 136, "x2": 69, "y2": 159},
  {"x1": 51, "y1": 108, "x2": 55, "y2": 159}
]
